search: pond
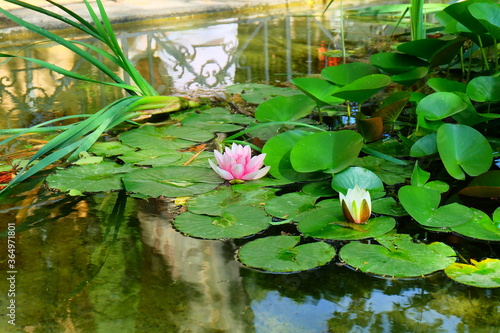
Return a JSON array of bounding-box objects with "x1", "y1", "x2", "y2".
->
[{"x1": 1, "y1": 1, "x2": 500, "y2": 332}]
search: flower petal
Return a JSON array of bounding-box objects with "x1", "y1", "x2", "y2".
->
[
  {"x1": 209, "y1": 159, "x2": 234, "y2": 180},
  {"x1": 242, "y1": 166, "x2": 271, "y2": 180}
]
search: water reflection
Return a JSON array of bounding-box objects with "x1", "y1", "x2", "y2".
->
[
  {"x1": 0, "y1": 187, "x2": 499, "y2": 332},
  {"x1": 0, "y1": 6, "x2": 399, "y2": 129}
]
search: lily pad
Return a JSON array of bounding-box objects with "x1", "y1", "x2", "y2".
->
[
  {"x1": 398, "y1": 185, "x2": 473, "y2": 228},
  {"x1": 237, "y1": 235, "x2": 336, "y2": 273},
  {"x1": 445, "y1": 258, "x2": 500, "y2": 288},
  {"x1": 339, "y1": 233, "x2": 456, "y2": 277},
  {"x1": 226, "y1": 83, "x2": 303, "y2": 104},
  {"x1": 331, "y1": 166, "x2": 385, "y2": 198},
  {"x1": 371, "y1": 197, "x2": 408, "y2": 217},
  {"x1": 173, "y1": 205, "x2": 270, "y2": 239},
  {"x1": 450, "y1": 208, "x2": 500, "y2": 241},
  {"x1": 264, "y1": 192, "x2": 318, "y2": 221},
  {"x1": 89, "y1": 141, "x2": 135, "y2": 156},
  {"x1": 122, "y1": 166, "x2": 221, "y2": 197},
  {"x1": 187, "y1": 187, "x2": 278, "y2": 216},
  {"x1": 46, "y1": 162, "x2": 137, "y2": 193},
  {"x1": 255, "y1": 95, "x2": 316, "y2": 122},
  {"x1": 120, "y1": 148, "x2": 182, "y2": 166},
  {"x1": 120, "y1": 123, "x2": 216, "y2": 150},
  {"x1": 298, "y1": 201, "x2": 396, "y2": 240},
  {"x1": 290, "y1": 131, "x2": 363, "y2": 174}
]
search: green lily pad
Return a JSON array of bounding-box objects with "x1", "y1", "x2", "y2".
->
[
  {"x1": 122, "y1": 166, "x2": 221, "y2": 198},
  {"x1": 255, "y1": 95, "x2": 316, "y2": 122},
  {"x1": 291, "y1": 77, "x2": 344, "y2": 105},
  {"x1": 450, "y1": 208, "x2": 500, "y2": 241},
  {"x1": 264, "y1": 192, "x2": 318, "y2": 221},
  {"x1": 187, "y1": 187, "x2": 278, "y2": 216},
  {"x1": 237, "y1": 235, "x2": 336, "y2": 273},
  {"x1": 331, "y1": 166, "x2": 385, "y2": 198},
  {"x1": 445, "y1": 258, "x2": 500, "y2": 288},
  {"x1": 371, "y1": 197, "x2": 408, "y2": 217},
  {"x1": 262, "y1": 130, "x2": 325, "y2": 181},
  {"x1": 46, "y1": 162, "x2": 137, "y2": 193},
  {"x1": 298, "y1": 201, "x2": 395, "y2": 240},
  {"x1": 398, "y1": 185, "x2": 473, "y2": 228},
  {"x1": 290, "y1": 131, "x2": 363, "y2": 174},
  {"x1": 89, "y1": 141, "x2": 135, "y2": 156},
  {"x1": 339, "y1": 233, "x2": 457, "y2": 277},
  {"x1": 181, "y1": 107, "x2": 254, "y2": 126},
  {"x1": 120, "y1": 148, "x2": 182, "y2": 166},
  {"x1": 173, "y1": 205, "x2": 270, "y2": 240},
  {"x1": 437, "y1": 123, "x2": 493, "y2": 180},
  {"x1": 226, "y1": 83, "x2": 303, "y2": 104},
  {"x1": 119, "y1": 125, "x2": 213, "y2": 150},
  {"x1": 353, "y1": 155, "x2": 412, "y2": 185},
  {"x1": 301, "y1": 180, "x2": 337, "y2": 196}
]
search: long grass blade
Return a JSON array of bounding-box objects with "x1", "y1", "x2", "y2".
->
[
  {"x1": 0, "y1": 53, "x2": 140, "y2": 93},
  {"x1": 3, "y1": 0, "x2": 101, "y2": 41},
  {"x1": 0, "y1": 8, "x2": 128, "y2": 90}
]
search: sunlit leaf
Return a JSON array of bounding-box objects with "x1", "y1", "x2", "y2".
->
[
  {"x1": 331, "y1": 166, "x2": 385, "y2": 198},
  {"x1": 290, "y1": 131, "x2": 363, "y2": 173},
  {"x1": 174, "y1": 205, "x2": 270, "y2": 239},
  {"x1": 321, "y1": 62, "x2": 380, "y2": 86},
  {"x1": 437, "y1": 124, "x2": 493, "y2": 180},
  {"x1": 123, "y1": 166, "x2": 221, "y2": 197},
  {"x1": 340, "y1": 233, "x2": 456, "y2": 277},
  {"x1": 445, "y1": 258, "x2": 500, "y2": 288},
  {"x1": 237, "y1": 235, "x2": 336, "y2": 273},
  {"x1": 255, "y1": 95, "x2": 316, "y2": 122}
]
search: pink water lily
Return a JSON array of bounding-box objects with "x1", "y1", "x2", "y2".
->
[
  {"x1": 339, "y1": 185, "x2": 372, "y2": 224},
  {"x1": 209, "y1": 143, "x2": 270, "y2": 183}
]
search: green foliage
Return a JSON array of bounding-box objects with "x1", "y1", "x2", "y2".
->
[
  {"x1": 237, "y1": 236, "x2": 336, "y2": 273},
  {"x1": 340, "y1": 233, "x2": 457, "y2": 278}
]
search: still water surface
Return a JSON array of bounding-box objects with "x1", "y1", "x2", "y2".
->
[{"x1": 0, "y1": 3, "x2": 499, "y2": 333}]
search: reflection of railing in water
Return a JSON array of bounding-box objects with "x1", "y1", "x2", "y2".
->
[{"x1": 0, "y1": 12, "x2": 339, "y2": 128}]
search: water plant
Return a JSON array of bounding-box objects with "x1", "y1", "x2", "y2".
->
[{"x1": 1, "y1": 0, "x2": 499, "y2": 288}]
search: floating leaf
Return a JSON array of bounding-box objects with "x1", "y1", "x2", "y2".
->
[
  {"x1": 332, "y1": 74, "x2": 391, "y2": 104},
  {"x1": 181, "y1": 107, "x2": 254, "y2": 126},
  {"x1": 437, "y1": 124, "x2": 493, "y2": 180},
  {"x1": 89, "y1": 141, "x2": 135, "y2": 156},
  {"x1": 450, "y1": 208, "x2": 500, "y2": 241},
  {"x1": 391, "y1": 67, "x2": 428, "y2": 87},
  {"x1": 264, "y1": 192, "x2": 318, "y2": 221},
  {"x1": 226, "y1": 83, "x2": 302, "y2": 104},
  {"x1": 291, "y1": 77, "x2": 344, "y2": 105},
  {"x1": 123, "y1": 166, "x2": 221, "y2": 197},
  {"x1": 120, "y1": 148, "x2": 182, "y2": 166},
  {"x1": 298, "y1": 201, "x2": 395, "y2": 240},
  {"x1": 255, "y1": 95, "x2": 316, "y2": 122},
  {"x1": 174, "y1": 205, "x2": 270, "y2": 240},
  {"x1": 416, "y1": 92, "x2": 468, "y2": 121},
  {"x1": 340, "y1": 233, "x2": 456, "y2": 277},
  {"x1": 47, "y1": 162, "x2": 136, "y2": 193},
  {"x1": 466, "y1": 76, "x2": 500, "y2": 102},
  {"x1": 321, "y1": 62, "x2": 380, "y2": 86},
  {"x1": 427, "y1": 77, "x2": 467, "y2": 93},
  {"x1": 119, "y1": 125, "x2": 197, "y2": 150},
  {"x1": 371, "y1": 197, "x2": 408, "y2": 217},
  {"x1": 410, "y1": 133, "x2": 437, "y2": 157},
  {"x1": 187, "y1": 187, "x2": 278, "y2": 216},
  {"x1": 262, "y1": 130, "x2": 325, "y2": 181},
  {"x1": 398, "y1": 185, "x2": 473, "y2": 228},
  {"x1": 370, "y1": 52, "x2": 429, "y2": 75},
  {"x1": 445, "y1": 258, "x2": 500, "y2": 288},
  {"x1": 237, "y1": 235, "x2": 336, "y2": 273},
  {"x1": 290, "y1": 131, "x2": 363, "y2": 173},
  {"x1": 331, "y1": 166, "x2": 385, "y2": 198}
]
